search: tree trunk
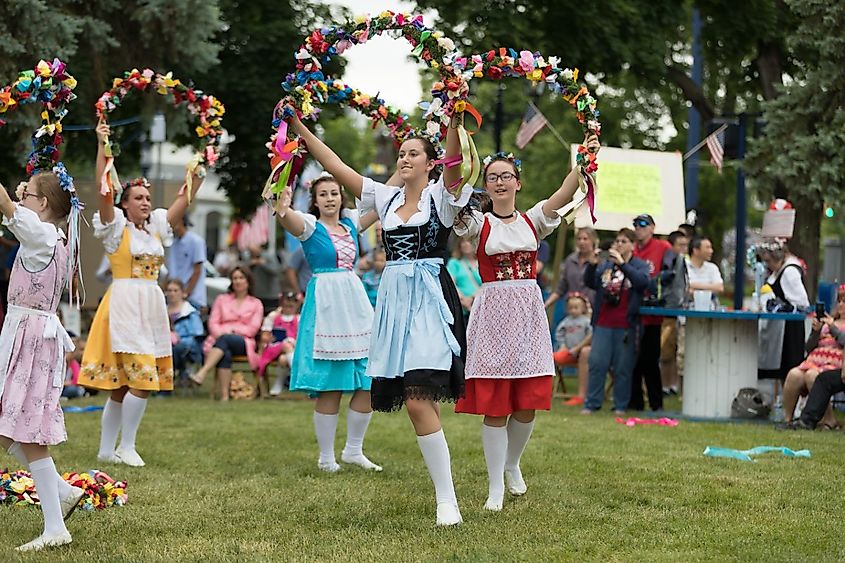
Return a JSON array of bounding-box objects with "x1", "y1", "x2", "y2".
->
[
  {"x1": 755, "y1": 40, "x2": 784, "y2": 100},
  {"x1": 786, "y1": 191, "x2": 822, "y2": 300},
  {"x1": 666, "y1": 65, "x2": 716, "y2": 122}
]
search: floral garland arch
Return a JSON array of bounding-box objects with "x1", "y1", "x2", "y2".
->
[
  {"x1": 95, "y1": 68, "x2": 225, "y2": 204},
  {"x1": 0, "y1": 58, "x2": 77, "y2": 175},
  {"x1": 269, "y1": 11, "x2": 481, "y2": 195}
]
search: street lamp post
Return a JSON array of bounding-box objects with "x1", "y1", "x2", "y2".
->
[{"x1": 150, "y1": 112, "x2": 166, "y2": 209}]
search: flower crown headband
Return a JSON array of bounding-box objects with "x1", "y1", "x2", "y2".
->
[{"x1": 482, "y1": 152, "x2": 522, "y2": 173}]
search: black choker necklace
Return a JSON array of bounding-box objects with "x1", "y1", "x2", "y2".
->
[{"x1": 491, "y1": 210, "x2": 517, "y2": 219}]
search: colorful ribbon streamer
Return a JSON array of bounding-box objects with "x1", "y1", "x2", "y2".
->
[
  {"x1": 703, "y1": 446, "x2": 811, "y2": 462},
  {"x1": 615, "y1": 417, "x2": 679, "y2": 427}
]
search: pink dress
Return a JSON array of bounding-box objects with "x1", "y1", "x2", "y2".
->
[
  {"x1": 798, "y1": 323, "x2": 844, "y2": 372},
  {"x1": 257, "y1": 312, "x2": 300, "y2": 376},
  {"x1": 0, "y1": 205, "x2": 73, "y2": 445}
]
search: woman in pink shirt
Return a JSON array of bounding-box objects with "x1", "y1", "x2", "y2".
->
[{"x1": 190, "y1": 266, "x2": 263, "y2": 400}]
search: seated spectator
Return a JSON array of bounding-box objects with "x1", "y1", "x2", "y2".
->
[
  {"x1": 166, "y1": 278, "x2": 205, "y2": 385},
  {"x1": 582, "y1": 229, "x2": 650, "y2": 414},
  {"x1": 361, "y1": 248, "x2": 386, "y2": 307},
  {"x1": 189, "y1": 266, "x2": 264, "y2": 400},
  {"x1": 257, "y1": 291, "x2": 301, "y2": 396},
  {"x1": 553, "y1": 293, "x2": 592, "y2": 406},
  {"x1": 447, "y1": 236, "x2": 482, "y2": 316},
  {"x1": 61, "y1": 334, "x2": 86, "y2": 400},
  {"x1": 545, "y1": 226, "x2": 599, "y2": 310},
  {"x1": 779, "y1": 368, "x2": 844, "y2": 430},
  {"x1": 782, "y1": 288, "x2": 845, "y2": 427}
]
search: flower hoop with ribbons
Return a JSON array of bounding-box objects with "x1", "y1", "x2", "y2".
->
[
  {"x1": 0, "y1": 59, "x2": 87, "y2": 303},
  {"x1": 0, "y1": 58, "x2": 77, "y2": 175},
  {"x1": 451, "y1": 48, "x2": 601, "y2": 221},
  {"x1": 271, "y1": 11, "x2": 482, "y2": 197},
  {"x1": 95, "y1": 68, "x2": 225, "y2": 204}
]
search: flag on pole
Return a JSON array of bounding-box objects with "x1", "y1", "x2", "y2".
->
[
  {"x1": 515, "y1": 103, "x2": 549, "y2": 149},
  {"x1": 705, "y1": 129, "x2": 724, "y2": 173},
  {"x1": 236, "y1": 204, "x2": 270, "y2": 251}
]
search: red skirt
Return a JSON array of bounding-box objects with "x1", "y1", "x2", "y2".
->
[{"x1": 455, "y1": 376, "x2": 552, "y2": 416}]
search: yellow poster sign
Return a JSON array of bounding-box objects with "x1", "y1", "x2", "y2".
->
[{"x1": 599, "y1": 162, "x2": 663, "y2": 216}]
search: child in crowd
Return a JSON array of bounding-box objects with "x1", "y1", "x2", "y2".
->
[
  {"x1": 62, "y1": 334, "x2": 86, "y2": 400},
  {"x1": 166, "y1": 279, "x2": 205, "y2": 385},
  {"x1": 553, "y1": 293, "x2": 593, "y2": 406},
  {"x1": 361, "y1": 248, "x2": 386, "y2": 307},
  {"x1": 258, "y1": 291, "x2": 301, "y2": 395}
]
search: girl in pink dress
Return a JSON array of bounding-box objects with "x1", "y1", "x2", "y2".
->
[
  {"x1": 455, "y1": 135, "x2": 599, "y2": 512},
  {"x1": 257, "y1": 291, "x2": 300, "y2": 395},
  {"x1": 0, "y1": 167, "x2": 86, "y2": 552}
]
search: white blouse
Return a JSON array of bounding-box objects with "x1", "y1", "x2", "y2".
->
[
  {"x1": 293, "y1": 208, "x2": 360, "y2": 242},
  {"x1": 93, "y1": 207, "x2": 173, "y2": 255},
  {"x1": 767, "y1": 256, "x2": 810, "y2": 308},
  {"x1": 2, "y1": 205, "x2": 63, "y2": 271},
  {"x1": 454, "y1": 200, "x2": 560, "y2": 255},
  {"x1": 360, "y1": 176, "x2": 472, "y2": 230}
]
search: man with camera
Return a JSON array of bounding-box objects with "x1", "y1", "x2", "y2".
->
[{"x1": 581, "y1": 228, "x2": 650, "y2": 414}]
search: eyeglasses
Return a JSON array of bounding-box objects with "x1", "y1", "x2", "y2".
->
[
  {"x1": 20, "y1": 190, "x2": 44, "y2": 201},
  {"x1": 485, "y1": 172, "x2": 517, "y2": 184}
]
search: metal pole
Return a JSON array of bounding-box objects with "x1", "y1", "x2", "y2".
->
[
  {"x1": 684, "y1": 7, "x2": 703, "y2": 210},
  {"x1": 734, "y1": 114, "x2": 747, "y2": 310},
  {"x1": 494, "y1": 83, "x2": 505, "y2": 153},
  {"x1": 156, "y1": 141, "x2": 164, "y2": 210}
]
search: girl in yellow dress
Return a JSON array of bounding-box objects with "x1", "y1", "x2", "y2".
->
[{"x1": 79, "y1": 120, "x2": 204, "y2": 467}]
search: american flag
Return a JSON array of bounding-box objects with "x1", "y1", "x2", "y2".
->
[
  {"x1": 515, "y1": 103, "x2": 549, "y2": 149},
  {"x1": 705, "y1": 129, "x2": 725, "y2": 173},
  {"x1": 236, "y1": 204, "x2": 270, "y2": 251}
]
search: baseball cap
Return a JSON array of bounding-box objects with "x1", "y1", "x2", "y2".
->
[{"x1": 633, "y1": 214, "x2": 655, "y2": 227}]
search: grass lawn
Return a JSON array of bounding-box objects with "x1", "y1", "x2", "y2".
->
[{"x1": 2, "y1": 385, "x2": 843, "y2": 562}]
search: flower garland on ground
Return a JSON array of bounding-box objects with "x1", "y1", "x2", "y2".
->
[
  {"x1": 269, "y1": 12, "x2": 481, "y2": 197},
  {"x1": 450, "y1": 48, "x2": 602, "y2": 222},
  {"x1": 95, "y1": 68, "x2": 225, "y2": 204},
  {"x1": 0, "y1": 58, "x2": 77, "y2": 175},
  {"x1": 1, "y1": 468, "x2": 127, "y2": 511}
]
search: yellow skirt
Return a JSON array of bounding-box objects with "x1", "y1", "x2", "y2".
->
[{"x1": 79, "y1": 288, "x2": 174, "y2": 391}]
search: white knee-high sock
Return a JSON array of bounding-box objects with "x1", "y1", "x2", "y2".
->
[
  {"x1": 8, "y1": 443, "x2": 73, "y2": 498},
  {"x1": 118, "y1": 394, "x2": 147, "y2": 452},
  {"x1": 482, "y1": 424, "x2": 508, "y2": 509},
  {"x1": 98, "y1": 398, "x2": 123, "y2": 457},
  {"x1": 505, "y1": 418, "x2": 534, "y2": 469},
  {"x1": 343, "y1": 409, "x2": 372, "y2": 456},
  {"x1": 504, "y1": 418, "x2": 535, "y2": 494},
  {"x1": 313, "y1": 412, "x2": 339, "y2": 465},
  {"x1": 416, "y1": 429, "x2": 458, "y2": 505},
  {"x1": 29, "y1": 457, "x2": 68, "y2": 537}
]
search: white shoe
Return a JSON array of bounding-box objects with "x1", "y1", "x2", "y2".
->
[
  {"x1": 115, "y1": 448, "x2": 145, "y2": 467},
  {"x1": 61, "y1": 486, "x2": 86, "y2": 520},
  {"x1": 269, "y1": 377, "x2": 284, "y2": 396},
  {"x1": 484, "y1": 495, "x2": 503, "y2": 512},
  {"x1": 435, "y1": 502, "x2": 462, "y2": 526},
  {"x1": 97, "y1": 452, "x2": 121, "y2": 464},
  {"x1": 505, "y1": 467, "x2": 527, "y2": 496},
  {"x1": 341, "y1": 449, "x2": 383, "y2": 472},
  {"x1": 16, "y1": 531, "x2": 72, "y2": 552},
  {"x1": 317, "y1": 460, "x2": 341, "y2": 473}
]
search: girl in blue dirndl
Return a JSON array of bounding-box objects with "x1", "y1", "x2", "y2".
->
[
  {"x1": 287, "y1": 110, "x2": 471, "y2": 526},
  {"x1": 272, "y1": 175, "x2": 381, "y2": 473}
]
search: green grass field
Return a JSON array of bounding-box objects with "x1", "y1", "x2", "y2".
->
[{"x1": 2, "y1": 387, "x2": 843, "y2": 562}]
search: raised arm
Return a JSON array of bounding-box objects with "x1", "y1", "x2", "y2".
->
[
  {"x1": 288, "y1": 113, "x2": 364, "y2": 198},
  {"x1": 542, "y1": 133, "x2": 600, "y2": 217},
  {"x1": 95, "y1": 120, "x2": 115, "y2": 225},
  {"x1": 166, "y1": 171, "x2": 204, "y2": 227},
  {"x1": 268, "y1": 185, "x2": 307, "y2": 238},
  {"x1": 443, "y1": 113, "x2": 464, "y2": 194},
  {"x1": 0, "y1": 182, "x2": 15, "y2": 219},
  {"x1": 359, "y1": 210, "x2": 379, "y2": 232}
]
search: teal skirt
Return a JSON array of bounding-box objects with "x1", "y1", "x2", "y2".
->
[{"x1": 289, "y1": 274, "x2": 371, "y2": 394}]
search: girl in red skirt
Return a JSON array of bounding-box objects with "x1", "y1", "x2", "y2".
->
[{"x1": 455, "y1": 134, "x2": 599, "y2": 511}]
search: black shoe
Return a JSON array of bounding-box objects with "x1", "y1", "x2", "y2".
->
[{"x1": 776, "y1": 419, "x2": 815, "y2": 431}]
